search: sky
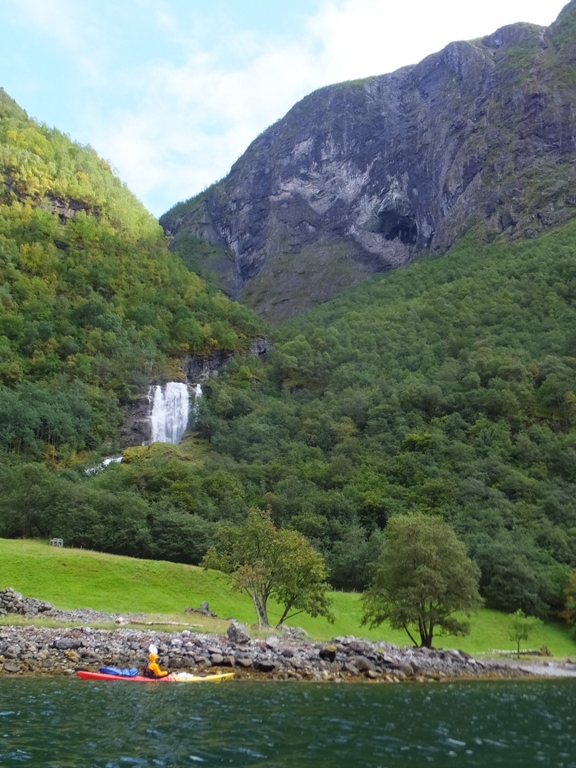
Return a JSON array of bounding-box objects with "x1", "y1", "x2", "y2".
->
[{"x1": 0, "y1": 0, "x2": 568, "y2": 216}]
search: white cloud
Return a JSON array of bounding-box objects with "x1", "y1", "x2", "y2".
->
[
  {"x1": 91, "y1": 39, "x2": 324, "y2": 213},
  {"x1": 81, "y1": 0, "x2": 570, "y2": 215},
  {"x1": 5, "y1": 0, "x2": 105, "y2": 78}
]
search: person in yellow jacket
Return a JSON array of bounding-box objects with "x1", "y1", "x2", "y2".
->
[{"x1": 143, "y1": 644, "x2": 169, "y2": 678}]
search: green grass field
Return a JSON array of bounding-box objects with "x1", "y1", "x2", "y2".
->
[{"x1": 1, "y1": 539, "x2": 575, "y2": 656}]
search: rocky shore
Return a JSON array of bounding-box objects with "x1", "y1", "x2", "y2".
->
[
  {"x1": 1, "y1": 589, "x2": 574, "y2": 682},
  {"x1": 0, "y1": 621, "x2": 535, "y2": 682}
]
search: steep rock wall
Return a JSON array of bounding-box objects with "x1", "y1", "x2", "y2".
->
[{"x1": 161, "y1": 3, "x2": 576, "y2": 322}]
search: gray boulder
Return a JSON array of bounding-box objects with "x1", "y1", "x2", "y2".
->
[
  {"x1": 226, "y1": 621, "x2": 251, "y2": 645},
  {"x1": 349, "y1": 655, "x2": 376, "y2": 673}
]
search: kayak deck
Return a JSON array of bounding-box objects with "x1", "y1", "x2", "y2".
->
[{"x1": 77, "y1": 670, "x2": 234, "y2": 683}]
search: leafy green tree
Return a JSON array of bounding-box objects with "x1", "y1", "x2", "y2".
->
[
  {"x1": 147, "y1": 507, "x2": 215, "y2": 564},
  {"x1": 201, "y1": 508, "x2": 333, "y2": 626},
  {"x1": 0, "y1": 462, "x2": 59, "y2": 537},
  {"x1": 273, "y1": 527, "x2": 334, "y2": 625},
  {"x1": 362, "y1": 514, "x2": 482, "y2": 648},
  {"x1": 470, "y1": 531, "x2": 565, "y2": 617},
  {"x1": 508, "y1": 609, "x2": 543, "y2": 658},
  {"x1": 326, "y1": 526, "x2": 383, "y2": 592},
  {"x1": 562, "y1": 570, "x2": 576, "y2": 629}
]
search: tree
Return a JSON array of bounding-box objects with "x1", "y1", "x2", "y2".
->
[
  {"x1": 508, "y1": 609, "x2": 542, "y2": 658},
  {"x1": 561, "y1": 569, "x2": 576, "y2": 629},
  {"x1": 0, "y1": 462, "x2": 59, "y2": 538},
  {"x1": 362, "y1": 513, "x2": 482, "y2": 648},
  {"x1": 470, "y1": 531, "x2": 561, "y2": 618},
  {"x1": 201, "y1": 508, "x2": 333, "y2": 627}
]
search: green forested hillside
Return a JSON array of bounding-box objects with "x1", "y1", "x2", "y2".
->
[
  {"x1": 2, "y1": 87, "x2": 576, "y2": 630},
  {"x1": 0, "y1": 88, "x2": 262, "y2": 461},
  {"x1": 186, "y1": 221, "x2": 576, "y2": 619},
  {"x1": 0, "y1": 90, "x2": 263, "y2": 555},
  {"x1": 25, "y1": 217, "x2": 575, "y2": 622}
]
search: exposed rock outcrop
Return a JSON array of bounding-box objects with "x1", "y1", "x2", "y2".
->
[
  {"x1": 120, "y1": 390, "x2": 153, "y2": 447},
  {"x1": 181, "y1": 337, "x2": 270, "y2": 384},
  {"x1": 121, "y1": 338, "x2": 270, "y2": 447},
  {"x1": 181, "y1": 350, "x2": 234, "y2": 384},
  {"x1": 161, "y1": 2, "x2": 576, "y2": 321}
]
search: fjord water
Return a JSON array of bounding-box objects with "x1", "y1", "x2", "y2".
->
[{"x1": 1, "y1": 680, "x2": 575, "y2": 767}]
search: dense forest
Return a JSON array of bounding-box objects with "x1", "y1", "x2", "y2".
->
[
  {"x1": 0, "y1": 88, "x2": 262, "y2": 553},
  {"x1": 0, "y1": 87, "x2": 262, "y2": 457},
  {"x1": 2, "y1": 87, "x2": 576, "y2": 626},
  {"x1": 184, "y1": 221, "x2": 576, "y2": 619}
]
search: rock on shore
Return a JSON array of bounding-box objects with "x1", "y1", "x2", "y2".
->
[
  {"x1": 0, "y1": 622, "x2": 539, "y2": 683},
  {"x1": 0, "y1": 587, "x2": 146, "y2": 625},
  {"x1": 1, "y1": 589, "x2": 570, "y2": 682}
]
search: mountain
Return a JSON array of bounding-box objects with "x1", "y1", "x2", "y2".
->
[
  {"x1": 161, "y1": 1, "x2": 576, "y2": 322},
  {"x1": 2, "y1": 78, "x2": 576, "y2": 618},
  {"x1": 0, "y1": 87, "x2": 268, "y2": 563}
]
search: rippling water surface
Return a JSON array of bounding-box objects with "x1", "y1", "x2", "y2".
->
[{"x1": 0, "y1": 678, "x2": 575, "y2": 767}]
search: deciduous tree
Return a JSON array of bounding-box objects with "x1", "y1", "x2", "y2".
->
[
  {"x1": 508, "y1": 609, "x2": 542, "y2": 658},
  {"x1": 362, "y1": 513, "x2": 482, "y2": 648},
  {"x1": 201, "y1": 508, "x2": 333, "y2": 627}
]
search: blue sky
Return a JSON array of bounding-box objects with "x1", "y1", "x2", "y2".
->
[{"x1": 0, "y1": 0, "x2": 568, "y2": 216}]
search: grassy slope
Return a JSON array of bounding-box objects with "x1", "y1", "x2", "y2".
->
[{"x1": 1, "y1": 539, "x2": 574, "y2": 656}]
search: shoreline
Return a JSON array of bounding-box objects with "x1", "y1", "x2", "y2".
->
[
  {"x1": 2, "y1": 589, "x2": 575, "y2": 683},
  {"x1": 2, "y1": 623, "x2": 573, "y2": 684}
]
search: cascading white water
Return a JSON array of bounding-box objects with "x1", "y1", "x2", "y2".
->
[
  {"x1": 85, "y1": 455, "x2": 122, "y2": 475},
  {"x1": 191, "y1": 383, "x2": 202, "y2": 426},
  {"x1": 149, "y1": 382, "x2": 190, "y2": 444}
]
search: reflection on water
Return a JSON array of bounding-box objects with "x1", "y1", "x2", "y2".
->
[{"x1": 0, "y1": 679, "x2": 575, "y2": 767}]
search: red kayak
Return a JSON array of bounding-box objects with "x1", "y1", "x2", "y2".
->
[
  {"x1": 77, "y1": 670, "x2": 234, "y2": 683},
  {"x1": 77, "y1": 670, "x2": 171, "y2": 683}
]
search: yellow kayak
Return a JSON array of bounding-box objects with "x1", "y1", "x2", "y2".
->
[{"x1": 169, "y1": 672, "x2": 235, "y2": 683}]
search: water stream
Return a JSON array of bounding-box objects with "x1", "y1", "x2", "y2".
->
[
  {"x1": 148, "y1": 382, "x2": 190, "y2": 444},
  {"x1": 191, "y1": 383, "x2": 202, "y2": 426},
  {"x1": 85, "y1": 455, "x2": 123, "y2": 475}
]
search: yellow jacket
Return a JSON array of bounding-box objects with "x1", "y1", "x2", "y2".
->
[{"x1": 144, "y1": 654, "x2": 169, "y2": 678}]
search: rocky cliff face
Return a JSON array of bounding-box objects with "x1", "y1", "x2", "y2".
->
[
  {"x1": 120, "y1": 339, "x2": 271, "y2": 447},
  {"x1": 161, "y1": 2, "x2": 576, "y2": 322}
]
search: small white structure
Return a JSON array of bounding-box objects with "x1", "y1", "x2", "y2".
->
[{"x1": 50, "y1": 538, "x2": 64, "y2": 547}]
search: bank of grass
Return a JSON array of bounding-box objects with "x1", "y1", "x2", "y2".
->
[
  {"x1": 121, "y1": 434, "x2": 211, "y2": 465},
  {"x1": 1, "y1": 539, "x2": 575, "y2": 656}
]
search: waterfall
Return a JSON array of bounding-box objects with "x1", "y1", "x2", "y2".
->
[
  {"x1": 85, "y1": 455, "x2": 123, "y2": 475},
  {"x1": 192, "y1": 383, "x2": 203, "y2": 426},
  {"x1": 149, "y1": 382, "x2": 190, "y2": 444},
  {"x1": 102, "y1": 456, "x2": 123, "y2": 468}
]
